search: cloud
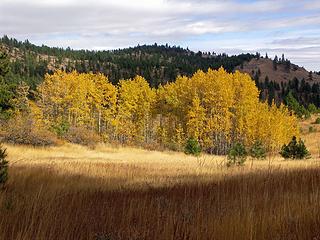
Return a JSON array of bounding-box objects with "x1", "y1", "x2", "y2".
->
[
  {"x1": 209, "y1": 46, "x2": 320, "y2": 72},
  {"x1": 303, "y1": 0, "x2": 320, "y2": 10},
  {"x1": 272, "y1": 37, "x2": 320, "y2": 47},
  {"x1": 0, "y1": 0, "x2": 319, "y2": 70}
]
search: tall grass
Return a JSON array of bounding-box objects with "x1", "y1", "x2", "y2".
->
[{"x1": 1, "y1": 144, "x2": 320, "y2": 239}]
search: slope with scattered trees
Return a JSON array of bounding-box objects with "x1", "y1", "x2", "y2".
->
[
  {"x1": 236, "y1": 56, "x2": 320, "y2": 107},
  {"x1": 0, "y1": 35, "x2": 254, "y2": 88}
]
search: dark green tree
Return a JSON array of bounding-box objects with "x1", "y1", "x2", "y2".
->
[
  {"x1": 0, "y1": 51, "x2": 10, "y2": 76},
  {"x1": 249, "y1": 140, "x2": 266, "y2": 159},
  {"x1": 227, "y1": 142, "x2": 247, "y2": 167},
  {"x1": 184, "y1": 138, "x2": 201, "y2": 156},
  {"x1": 273, "y1": 56, "x2": 278, "y2": 70},
  {"x1": 0, "y1": 51, "x2": 14, "y2": 116},
  {"x1": 0, "y1": 144, "x2": 8, "y2": 186},
  {"x1": 285, "y1": 91, "x2": 310, "y2": 119},
  {"x1": 280, "y1": 136, "x2": 310, "y2": 159}
]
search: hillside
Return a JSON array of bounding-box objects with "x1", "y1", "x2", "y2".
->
[
  {"x1": 235, "y1": 57, "x2": 320, "y2": 106},
  {"x1": 237, "y1": 58, "x2": 320, "y2": 84},
  {"x1": 0, "y1": 35, "x2": 254, "y2": 88},
  {"x1": 1, "y1": 35, "x2": 320, "y2": 107}
]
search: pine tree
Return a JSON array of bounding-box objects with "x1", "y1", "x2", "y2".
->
[
  {"x1": 273, "y1": 56, "x2": 278, "y2": 70},
  {"x1": 0, "y1": 144, "x2": 8, "y2": 186},
  {"x1": 0, "y1": 51, "x2": 13, "y2": 115},
  {"x1": 280, "y1": 136, "x2": 310, "y2": 159}
]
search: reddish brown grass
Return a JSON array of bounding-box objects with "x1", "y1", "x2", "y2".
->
[
  {"x1": 1, "y1": 163, "x2": 320, "y2": 240},
  {"x1": 1, "y1": 116, "x2": 320, "y2": 240}
]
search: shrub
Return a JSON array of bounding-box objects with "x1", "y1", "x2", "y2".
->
[
  {"x1": 308, "y1": 103, "x2": 318, "y2": 114},
  {"x1": 309, "y1": 126, "x2": 315, "y2": 133},
  {"x1": 51, "y1": 120, "x2": 70, "y2": 137},
  {"x1": 0, "y1": 144, "x2": 8, "y2": 186},
  {"x1": 65, "y1": 126, "x2": 101, "y2": 148},
  {"x1": 1, "y1": 117, "x2": 58, "y2": 146},
  {"x1": 227, "y1": 142, "x2": 247, "y2": 167},
  {"x1": 184, "y1": 137, "x2": 201, "y2": 156},
  {"x1": 280, "y1": 136, "x2": 310, "y2": 159},
  {"x1": 314, "y1": 117, "x2": 320, "y2": 124},
  {"x1": 249, "y1": 140, "x2": 266, "y2": 159}
]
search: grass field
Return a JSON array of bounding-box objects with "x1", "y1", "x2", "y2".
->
[{"x1": 1, "y1": 117, "x2": 320, "y2": 240}]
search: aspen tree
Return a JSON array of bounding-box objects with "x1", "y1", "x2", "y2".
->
[
  {"x1": 186, "y1": 96, "x2": 206, "y2": 142},
  {"x1": 116, "y1": 76, "x2": 156, "y2": 144}
]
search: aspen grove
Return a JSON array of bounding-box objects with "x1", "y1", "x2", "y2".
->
[{"x1": 7, "y1": 67, "x2": 299, "y2": 154}]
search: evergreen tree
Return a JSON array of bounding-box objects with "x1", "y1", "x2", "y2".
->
[
  {"x1": 0, "y1": 51, "x2": 14, "y2": 116},
  {"x1": 273, "y1": 56, "x2": 278, "y2": 70},
  {"x1": 184, "y1": 137, "x2": 201, "y2": 156},
  {"x1": 285, "y1": 91, "x2": 309, "y2": 119},
  {"x1": 284, "y1": 59, "x2": 291, "y2": 72},
  {"x1": 280, "y1": 136, "x2": 310, "y2": 159},
  {"x1": 0, "y1": 144, "x2": 8, "y2": 186}
]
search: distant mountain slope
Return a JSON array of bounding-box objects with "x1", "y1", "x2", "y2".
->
[
  {"x1": 0, "y1": 35, "x2": 319, "y2": 107},
  {"x1": 236, "y1": 57, "x2": 320, "y2": 84},
  {"x1": 235, "y1": 57, "x2": 320, "y2": 106}
]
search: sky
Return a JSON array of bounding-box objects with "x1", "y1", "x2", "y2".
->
[{"x1": 0, "y1": 0, "x2": 320, "y2": 71}]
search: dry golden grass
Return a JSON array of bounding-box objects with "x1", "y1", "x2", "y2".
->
[
  {"x1": 1, "y1": 117, "x2": 320, "y2": 240},
  {"x1": 5, "y1": 142, "x2": 320, "y2": 190},
  {"x1": 300, "y1": 114, "x2": 320, "y2": 157}
]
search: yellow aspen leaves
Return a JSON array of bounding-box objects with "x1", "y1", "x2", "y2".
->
[
  {"x1": 35, "y1": 68, "x2": 299, "y2": 153},
  {"x1": 155, "y1": 68, "x2": 299, "y2": 153},
  {"x1": 37, "y1": 70, "x2": 116, "y2": 134},
  {"x1": 113, "y1": 75, "x2": 156, "y2": 145},
  {"x1": 186, "y1": 96, "x2": 206, "y2": 141}
]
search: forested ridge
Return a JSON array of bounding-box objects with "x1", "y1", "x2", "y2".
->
[
  {"x1": 0, "y1": 35, "x2": 254, "y2": 88},
  {"x1": 1, "y1": 35, "x2": 320, "y2": 109}
]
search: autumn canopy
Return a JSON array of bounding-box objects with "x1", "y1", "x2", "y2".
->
[{"x1": 10, "y1": 67, "x2": 298, "y2": 154}]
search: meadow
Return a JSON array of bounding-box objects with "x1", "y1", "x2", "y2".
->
[{"x1": 0, "y1": 117, "x2": 320, "y2": 240}]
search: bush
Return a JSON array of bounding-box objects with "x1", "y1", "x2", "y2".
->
[
  {"x1": 0, "y1": 144, "x2": 8, "y2": 186},
  {"x1": 314, "y1": 117, "x2": 320, "y2": 124},
  {"x1": 280, "y1": 136, "x2": 310, "y2": 159},
  {"x1": 227, "y1": 142, "x2": 247, "y2": 167},
  {"x1": 309, "y1": 126, "x2": 316, "y2": 133},
  {"x1": 65, "y1": 126, "x2": 101, "y2": 148},
  {"x1": 249, "y1": 140, "x2": 266, "y2": 159},
  {"x1": 308, "y1": 103, "x2": 318, "y2": 114},
  {"x1": 184, "y1": 137, "x2": 201, "y2": 156},
  {"x1": 1, "y1": 117, "x2": 58, "y2": 146},
  {"x1": 51, "y1": 120, "x2": 70, "y2": 137}
]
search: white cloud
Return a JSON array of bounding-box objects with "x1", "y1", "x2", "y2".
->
[
  {"x1": 303, "y1": 0, "x2": 320, "y2": 10},
  {"x1": 0, "y1": 0, "x2": 319, "y2": 70}
]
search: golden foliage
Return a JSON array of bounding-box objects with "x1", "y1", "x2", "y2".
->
[
  {"x1": 37, "y1": 70, "x2": 117, "y2": 133},
  {"x1": 156, "y1": 68, "x2": 299, "y2": 153},
  {"x1": 33, "y1": 69, "x2": 298, "y2": 152},
  {"x1": 114, "y1": 76, "x2": 156, "y2": 144}
]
